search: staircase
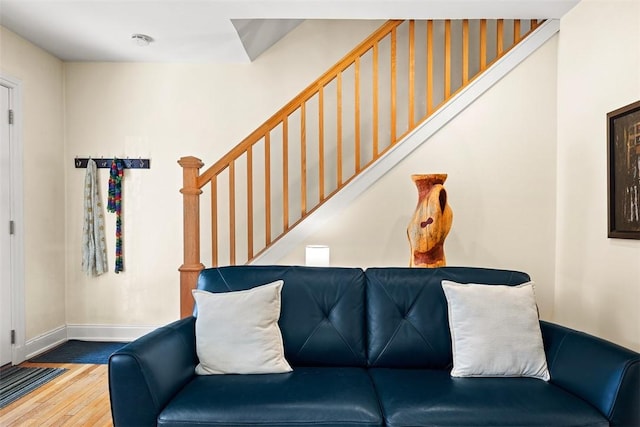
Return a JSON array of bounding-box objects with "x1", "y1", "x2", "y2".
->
[{"x1": 178, "y1": 18, "x2": 560, "y2": 316}]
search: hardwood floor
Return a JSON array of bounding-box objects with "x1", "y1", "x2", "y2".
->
[{"x1": 0, "y1": 362, "x2": 113, "y2": 426}]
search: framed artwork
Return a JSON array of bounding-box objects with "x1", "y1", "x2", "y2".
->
[{"x1": 607, "y1": 100, "x2": 640, "y2": 239}]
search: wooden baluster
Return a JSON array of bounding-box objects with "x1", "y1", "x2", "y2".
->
[
  {"x1": 229, "y1": 160, "x2": 236, "y2": 265},
  {"x1": 497, "y1": 19, "x2": 504, "y2": 55},
  {"x1": 391, "y1": 27, "x2": 397, "y2": 143},
  {"x1": 462, "y1": 19, "x2": 469, "y2": 85},
  {"x1": 427, "y1": 20, "x2": 434, "y2": 115},
  {"x1": 480, "y1": 19, "x2": 487, "y2": 70},
  {"x1": 355, "y1": 56, "x2": 361, "y2": 172},
  {"x1": 318, "y1": 86, "x2": 325, "y2": 200},
  {"x1": 265, "y1": 133, "x2": 271, "y2": 245},
  {"x1": 514, "y1": 19, "x2": 521, "y2": 43},
  {"x1": 211, "y1": 175, "x2": 218, "y2": 267},
  {"x1": 283, "y1": 117, "x2": 289, "y2": 230},
  {"x1": 178, "y1": 156, "x2": 204, "y2": 318},
  {"x1": 337, "y1": 72, "x2": 343, "y2": 186},
  {"x1": 301, "y1": 103, "x2": 307, "y2": 215},
  {"x1": 247, "y1": 147, "x2": 253, "y2": 260},
  {"x1": 444, "y1": 20, "x2": 451, "y2": 98},
  {"x1": 373, "y1": 43, "x2": 379, "y2": 157},
  {"x1": 409, "y1": 20, "x2": 415, "y2": 128}
]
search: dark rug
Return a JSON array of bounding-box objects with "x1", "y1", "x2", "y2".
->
[
  {"x1": 0, "y1": 366, "x2": 67, "y2": 409},
  {"x1": 29, "y1": 340, "x2": 128, "y2": 365}
]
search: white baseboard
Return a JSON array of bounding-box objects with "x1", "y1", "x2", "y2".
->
[
  {"x1": 23, "y1": 324, "x2": 160, "y2": 360},
  {"x1": 66, "y1": 324, "x2": 159, "y2": 342},
  {"x1": 24, "y1": 325, "x2": 67, "y2": 360}
]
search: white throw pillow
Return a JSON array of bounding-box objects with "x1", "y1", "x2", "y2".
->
[
  {"x1": 441, "y1": 280, "x2": 550, "y2": 381},
  {"x1": 193, "y1": 280, "x2": 292, "y2": 375}
]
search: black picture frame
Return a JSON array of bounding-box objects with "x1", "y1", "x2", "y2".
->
[{"x1": 607, "y1": 100, "x2": 640, "y2": 239}]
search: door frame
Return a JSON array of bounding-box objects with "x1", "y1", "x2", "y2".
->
[{"x1": 1, "y1": 73, "x2": 25, "y2": 365}]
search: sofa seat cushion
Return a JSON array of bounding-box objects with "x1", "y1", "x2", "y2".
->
[
  {"x1": 369, "y1": 368, "x2": 608, "y2": 427},
  {"x1": 158, "y1": 367, "x2": 382, "y2": 427}
]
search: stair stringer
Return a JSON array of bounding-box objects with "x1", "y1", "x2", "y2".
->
[{"x1": 250, "y1": 19, "x2": 560, "y2": 265}]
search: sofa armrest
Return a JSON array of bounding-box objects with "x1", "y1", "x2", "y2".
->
[
  {"x1": 109, "y1": 317, "x2": 197, "y2": 427},
  {"x1": 540, "y1": 321, "x2": 640, "y2": 427}
]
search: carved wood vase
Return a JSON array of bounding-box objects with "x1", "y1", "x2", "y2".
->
[{"x1": 407, "y1": 174, "x2": 453, "y2": 267}]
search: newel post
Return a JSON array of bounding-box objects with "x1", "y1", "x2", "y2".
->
[{"x1": 178, "y1": 156, "x2": 205, "y2": 318}]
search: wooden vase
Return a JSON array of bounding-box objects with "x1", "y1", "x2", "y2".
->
[{"x1": 407, "y1": 174, "x2": 453, "y2": 267}]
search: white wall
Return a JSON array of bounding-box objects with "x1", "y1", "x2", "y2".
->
[
  {"x1": 63, "y1": 20, "x2": 383, "y2": 327},
  {"x1": 279, "y1": 36, "x2": 560, "y2": 318},
  {"x1": 9, "y1": 6, "x2": 639, "y2": 352},
  {"x1": 555, "y1": 0, "x2": 640, "y2": 351},
  {"x1": 0, "y1": 27, "x2": 66, "y2": 340}
]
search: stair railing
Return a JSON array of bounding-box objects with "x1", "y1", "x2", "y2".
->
[{"x1": 179, "y1": 19, "x2": 542, "y2": 316}]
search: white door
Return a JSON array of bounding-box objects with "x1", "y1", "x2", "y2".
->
[{"x1": 0, "y1": 84, "x2": 12, "y2": 366}]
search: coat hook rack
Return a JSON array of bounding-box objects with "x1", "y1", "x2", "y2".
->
[{"x1": 74, "y1": 157, "x2": 151, "y2": 169}]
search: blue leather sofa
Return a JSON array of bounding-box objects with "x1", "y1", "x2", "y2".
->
[{"x1": 109, "y1": 266, "x2": 640, "y2": 427}]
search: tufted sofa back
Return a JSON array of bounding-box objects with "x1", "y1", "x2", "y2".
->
[
  {"x1": 196, "y1": 265, "x2": 368, "y2": 367},
  {"x1": 196, "y1": 265, "x2": 530, "y2": 369},
  {"x1": 365, "y1": 267, "x2": 531, "y2": 368}
]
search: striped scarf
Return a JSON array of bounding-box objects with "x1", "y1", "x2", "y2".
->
[{"x1": 107, "y1": 158, "x2": 124, "y2": 273}]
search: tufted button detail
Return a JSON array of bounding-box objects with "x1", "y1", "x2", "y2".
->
[{"x1": 196, "y1": 265, "x2": 368, "y2": 366}]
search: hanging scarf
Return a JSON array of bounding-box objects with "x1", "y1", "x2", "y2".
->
[
  {"x1": 82, "y1": 159, "x2": 108, "y2": 276},
  {"x1": 107, "y1": 158, "x2": 124, "y2": 273}
]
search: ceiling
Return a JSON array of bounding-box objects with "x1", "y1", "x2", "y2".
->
[{"x1": 0, "y1": 0, "x2": 580, "y2": 63}]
